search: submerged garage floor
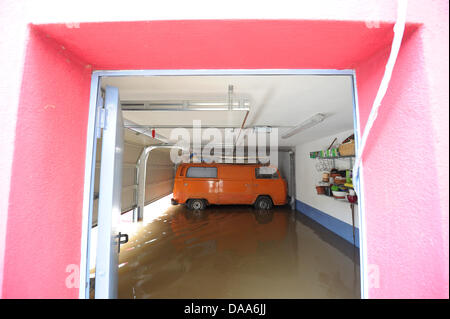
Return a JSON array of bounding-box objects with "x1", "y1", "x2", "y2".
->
[{"x1": 115, "y1": 196, "x2": 360, "y2": 299}]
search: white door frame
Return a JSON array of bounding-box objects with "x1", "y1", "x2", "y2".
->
[
  {"x1": 94, "y1": 85, "x2": 124, "y2": 299},
  {"x1": 79, "y1": 69, "x2": 367, "y2": 299}
]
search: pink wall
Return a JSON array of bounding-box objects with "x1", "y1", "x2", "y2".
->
[
  {"x1": 1, "y1": 27, "x2": 92, "y2": 298},
  {"x1": 34, "y1": 20, "x2": 402, "y2": 70},
  {"x1": 356, "y1": 28, "x2": 448, "y2": 298},
  {"x1": 0, "y1": 1, "x2": 29, "y2": 294},
  {"x1": 355, "y1": 1, "x2": 448, "y2": 297},
  {"x1": 0, "y1": 0, "x2": 448, "y2": 299}
]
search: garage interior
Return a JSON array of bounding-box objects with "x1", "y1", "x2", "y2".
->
[{"x1": 89, "y1": 73, "x2": 360, "y2": 298}]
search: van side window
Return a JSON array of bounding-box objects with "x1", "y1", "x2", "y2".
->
[
  {"x1": 186, "y1": 167, "x2": 218, "y2": 178},
  {"x1": 255, "y1": 167, "x2": 279, "y2": 179}
]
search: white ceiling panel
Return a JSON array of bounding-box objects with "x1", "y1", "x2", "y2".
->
[{"x1": 101, "y1": 74, "x2": 355, "y2": 147}]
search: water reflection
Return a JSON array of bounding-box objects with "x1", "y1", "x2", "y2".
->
[
  {"x1": 117, "y1": 204, "x2": 360, "y2": 299},
  {"x1": 253, "y1": 209, "x2": 274, "y2": 224}
]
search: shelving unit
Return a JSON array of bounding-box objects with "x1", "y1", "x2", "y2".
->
[
  {"x1": 313, "y1": 154, "x2": 356, "y2": 195},
  {"x1": 310, "y1": 147, "x2": 358, "y2": 246},
  {"x1": 313, "y1": 155, "x2": 355, "y2": 168}
]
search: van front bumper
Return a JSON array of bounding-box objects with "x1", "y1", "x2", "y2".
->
[{"x1": 171, "y1": 198, "x2": 179, "y2": 205}]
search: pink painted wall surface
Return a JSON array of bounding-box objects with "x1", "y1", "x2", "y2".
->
[
  {"x1": 356, "y1": 32, "x2": 448, "y2": 298},
  {"x1": 355, "y1": 1, "x2": 448, "y2": 298},
  {"x1": 35, "y1": 20, "x2": 402, "y2": 70},
  {"x1": 0, "y1": 0, "x2": 29, "y2": 294},
  {"x1": 1, "y1": 28, "x2": 92, "y2": 298},
  {"x1": 0, "y1": 0, "x2": 447, "y2": 298}
]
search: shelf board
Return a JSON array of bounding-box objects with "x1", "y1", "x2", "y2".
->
[
  {"x1": 318, "y1": 183, "x2": 354, "y2": 189},
  {"x1": 312, "y1": 155, "x2": 355, "y2": 159},
  {"x1": 316, "y1": 193, "x2": 358, "y2": 204}
]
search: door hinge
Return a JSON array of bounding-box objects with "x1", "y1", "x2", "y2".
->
[
  {"x1": 99, "y1": 108, "x2": 107, "y2": 129},
  {"x1": 95, "y1": 97, "x2": 107, "y2": 138}
]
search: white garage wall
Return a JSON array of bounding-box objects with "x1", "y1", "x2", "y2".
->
[
  {"x1": 278, "y1": 150, "x2": 294, "y2": 200},
  {"x1": 295, "y1": 129, "x2": 358, "y2": 228}
]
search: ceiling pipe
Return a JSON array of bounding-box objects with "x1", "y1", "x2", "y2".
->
[
  {"x1": 228, "y1": 85, "x2": 234, "y2": 110},
  {"x1": 123, "y1": 124, "x2": 293, "y2": 129},
  {"x1": 121, "y1": 100, "x2": 250, "y2": 111},
  {"x1": 235, "y1": 110, "x2": 250, "y2": 147}
]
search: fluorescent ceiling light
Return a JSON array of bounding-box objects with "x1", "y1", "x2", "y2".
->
[{"x1": 281, "y1": 113, "x2": 326, "y2": 139}]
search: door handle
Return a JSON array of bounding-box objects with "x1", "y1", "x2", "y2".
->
[{"x1": 117, "y1": 232, "x2": 129, "y2": 253}]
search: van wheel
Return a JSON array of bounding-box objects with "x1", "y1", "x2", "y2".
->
[
  {"x1": 188, "y1": 199, "x2": 206, "y2": 210},
  {"x1": 254, "y1": 196, "x2": 273, "y2": 210}
]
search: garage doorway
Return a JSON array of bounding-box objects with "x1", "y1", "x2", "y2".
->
[{"x1": 80, "y1": 70, "x2": 365, "y2": 299}]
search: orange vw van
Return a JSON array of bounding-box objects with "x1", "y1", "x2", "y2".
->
[{"x1": 171, "y1": 163, "x2": 287, "y2": 210}]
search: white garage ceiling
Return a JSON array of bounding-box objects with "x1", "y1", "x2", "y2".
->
[{"x1": 101, "y1": 74, "x2": 355, "y2": 147}]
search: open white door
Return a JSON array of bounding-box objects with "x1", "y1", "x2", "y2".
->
[{"x1": 95, "y1": 86, "x2": 126, "y2": 299}]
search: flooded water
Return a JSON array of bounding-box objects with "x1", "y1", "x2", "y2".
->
[{"x1": 114, "y1": 201, "x2": 360, "y2": 299}]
